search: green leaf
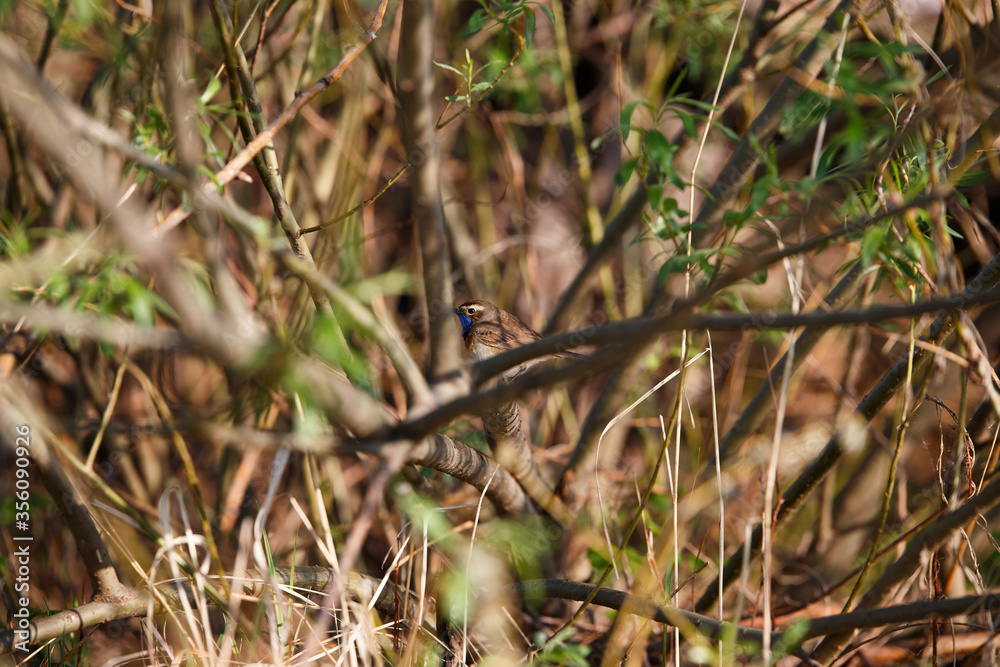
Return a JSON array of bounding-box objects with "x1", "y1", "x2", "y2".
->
[
  {"x1": 661, "y1": 197, "x2": 683, "y2": 217},
  {"x1": 645, "y1": 129, "x2": 676, "y2": 171},
  {"x1": 889, "y1": 254, "x2": 920, "y2": 283},
  {"x1": 619, "y1": 99, "x2": 652, "y2": 141},
  {"x1": 464, "y1": 49, "x2": 474, "y2": 78},
  {"x1": 647, "y1": 184, "x2": 663, "y2": 210},
  {"x1": 522, "y1": 6, "x2": 535, "y2": 43},
  {"x1": 313, "y1": 313, "x2": 373, "y2": 392},
  {"x1": 723, "y1": 209, "x2": 748, "y2": 229},
  {"x1": 200, "y1": 76, "x2": 221, "y2": 105},
  {"x1": 680, "y1": 98, "x2": 720, "y2": 113},
  {"x1": 615, "y1": 157, "x2": 639, "y2": 186},
  {"x1": 433, "y1": 61, "x2": 464, "y2": 76},
  {"x1": 586, "y1": 547, "x2": 612, "y2": 571},
  {"x1": 860, "y1": 222, "x2": 887, "y2": 265},
  {"x1": 665, "y1": 166, "x2": 685, "y2": 190},
  {"x1": 746, "y1": 176, "x2": 772, "y2": 212},
  {"x1": 672, "y1": 108, "x2": 698, "y2": 139},
  {"x1": 713, "y1": 121, "x2": 740, "y2": 142},
  {"x1": 957, "y1": 170, "x2": 988, "y2": 187},
  {"x1": 535, "y1": 3, "x2": 554, "y2": 23},
  {"x1": 124, "y1": 279, "x2": 155, "y2": 326},
  {"x1": 658, "y1": 254, "x2": 697, "y2": 283},
  {"x1": 463, "y1": 8, "x2": 486, "y2": 36},
  {"x1": 145, "y1": 104, "x2": 167, "y2": 133}
]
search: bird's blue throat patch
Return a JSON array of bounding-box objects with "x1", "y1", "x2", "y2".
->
[{"x1": 456, "y1": 312, "x2": 473, "y2": 337}]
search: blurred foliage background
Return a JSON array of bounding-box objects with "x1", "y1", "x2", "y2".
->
[{"x1": 3, "y1": 0, "x2": 1000, "y2": 665}]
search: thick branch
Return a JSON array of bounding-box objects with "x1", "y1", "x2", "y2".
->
[
  {"x1": 512, "y1": 579, "x2": 1000, "y2": 645},
  {"x1": 410, "y1": 434, "x2": 533, "y2": 514},
  {"x1": 480, "y1": 399, "x2": 572, "y2": 525},
  {"x1": 0, "y1": 567, "x2": 396, "y2": 654}
]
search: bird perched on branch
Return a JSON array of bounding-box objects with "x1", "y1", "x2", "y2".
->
[{"x1": 455, "y1": 299, "x2": 584, "y2": 381}]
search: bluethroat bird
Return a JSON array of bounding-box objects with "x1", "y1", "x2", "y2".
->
[{"x1": 455, "y1": 299, "x2": 584, "y2": 381}]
